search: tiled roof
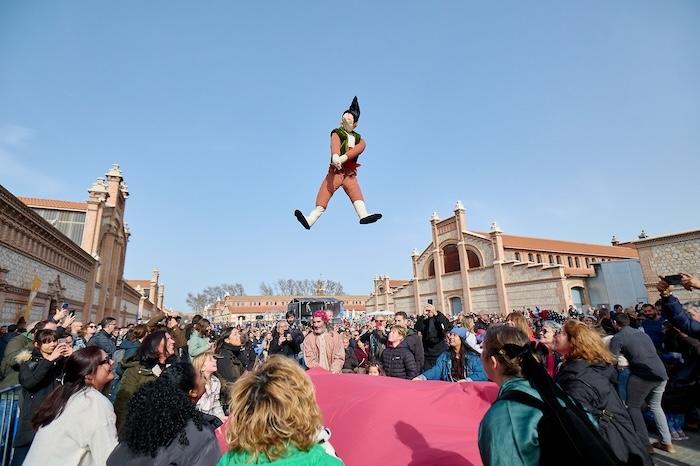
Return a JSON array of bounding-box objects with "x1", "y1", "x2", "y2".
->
[
  {"x1": 126, "y1": 280, "x2": 151, "y2": 289},
  {"x1": 388, "y1": 280, "x2": 410, "y2": 288},
  {"x1": 500, "y1": 234, "x2": 638, "y2": 258},
  {"x1": 18, "y1": 197, "x2": 88, "y2": 212}
]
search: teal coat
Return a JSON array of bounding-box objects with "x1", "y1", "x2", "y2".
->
[
  {"x1": 478, "y1": 378, "x2": 545, "y2": 466},
  {"x1": 188, "y1": 331, "x2": 210, "y2": 359},
  {"x1": 216, "y1": 444, "x2": 343, "y2": 466}
]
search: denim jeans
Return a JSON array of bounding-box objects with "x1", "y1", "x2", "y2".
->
[
  {"x1": 617, "y1": 367, "x2": 630, "y2": 402},
  {"x1": 627, "y1": 375, "x2": 672, "y2": 445}
]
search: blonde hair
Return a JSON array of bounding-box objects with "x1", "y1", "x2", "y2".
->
[
  {"x1": 460, "y1": 315, "x2": 475, "y2": 332},
  {"x1": 562, "y1": 320, "x2": 616, "y2": 365},
  {"x1": 390, "y1": 325, "x2": 407, "y2": 339},
  {"x1": 191, "y1": 350, "x2": 215, "y2": 381},
  {"x1": 226, "y1": 355, "x2": 322, "y2": 461},
  {"x1": 506, "y1": 312, "x2": 533, "y2": 340}
]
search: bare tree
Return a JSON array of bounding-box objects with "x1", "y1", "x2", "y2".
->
[
  {"x1": 187, "y1": 282, "x2": 246, "y2": 311},
  {"x1": 260, "y1": 282, "x2": 275, "y2": 295}
]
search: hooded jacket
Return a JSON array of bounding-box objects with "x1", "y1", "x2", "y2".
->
[{"x1": 417, "y1": 347, "x2": 487, "y2": 382}]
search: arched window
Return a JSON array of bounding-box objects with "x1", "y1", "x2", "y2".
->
[
  {"x1": 515, "y1": 252, "x2": 521, "y2": 261},
  {"x1": 571, "y1": 287, "x2": 585, "y2": 307},
  {"x1": 575, "y1": 257, "x2": 580, "y2": 268},
  {"x1": 449, "y1": 296, "x2": 463, "y2": 316},
  {"x1": 548, "y1": 255, "x2": 554, "y2": 264},
  {"x1": 536, "y1": 254, "x2": 541, "y2": 263},
  {"x1": 528, "y1": 253, "x2": 534, "y2": 262},
  {"x1": 567, "y1": 257, "x2": 573, "y2": 267},
  {"x1": 466, "y1": 250, "x2": 481, "y2": 269},
  {"x1": 585, "y1": 257, "x2": 590, "y2": 267},
  {"x1": 556, "y1": 256, "x2": 562, "y2": 264},
  {"x1": 443, "y1": 244, "x2": 460, "y2": 273},
  {"x1": 428, "y1": 259, "x2": 435, "y2": 277}
]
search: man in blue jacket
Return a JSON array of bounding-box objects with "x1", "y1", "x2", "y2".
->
[{"x1": 657, "y1": 274, "x2": 700, "y2": 338}]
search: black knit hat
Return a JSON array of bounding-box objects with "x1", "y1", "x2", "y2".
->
[{"x1": 343, "y1": 96, "x2": 360, "y2": 123}]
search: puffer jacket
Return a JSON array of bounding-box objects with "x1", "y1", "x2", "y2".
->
[
  {"x1": 16, "y1": 349, "x2": 66, "y2": 447},
  {"x1": 87, "y1": 330, "x2": 118, "y2": 358},
  {"x1": 188, "y1": 331, "x2": 211, "y2": 359},
  {"x1": 381, "y1": 340, "x2": 418, "y2": 379}
]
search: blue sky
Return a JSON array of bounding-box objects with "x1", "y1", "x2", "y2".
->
[{"x1": 1, "y1": 1, "x2": 698, "y2": 310}]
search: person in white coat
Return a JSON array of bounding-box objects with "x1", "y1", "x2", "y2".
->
[{"x1": 23, "y1": 346, "x2": 118, "y2": 466}]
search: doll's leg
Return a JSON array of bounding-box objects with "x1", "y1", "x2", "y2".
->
[
  {"x1": 343, "y1": 176, "x2": 382, "y2": 225},
  {"x1": 294, "y1": 172, "x2": 342, "y2": 229}
]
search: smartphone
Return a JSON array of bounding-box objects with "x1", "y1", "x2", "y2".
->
[
  {"x1": 663, "y1": 274, "x2": 683, "y2": 286},
  {"x1": 57, "y1": 338, "x2": 66, "y2": 345},
  {"x1": 69, "y1": 310, "x2": 75, "y2": 318},
  {"x1": 61, "y1": 303, "x2": 69, "y2": 310}
]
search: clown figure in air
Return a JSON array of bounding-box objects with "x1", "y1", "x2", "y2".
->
[{"x1": 294, "y1": 96, "x2": 382, "y2": 230}]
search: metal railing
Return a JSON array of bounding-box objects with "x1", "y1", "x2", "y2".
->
[{"x1": 0, "y1": 385, "x2": 20, "y2": 466}]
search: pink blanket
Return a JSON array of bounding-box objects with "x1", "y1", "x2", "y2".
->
[{"x1": 216, "y1": 369, "x2": 499, "y2": 466}]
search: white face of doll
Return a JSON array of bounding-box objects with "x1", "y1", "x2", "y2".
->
[{"x1": 340, "y1": 113, "x2": 356, "y2": 132}]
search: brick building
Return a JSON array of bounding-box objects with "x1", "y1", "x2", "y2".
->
[
  {"x1": 0, "y1": 164, "x2": 165, "y2": 325},
  {"x1": 204, "y1": 293, "x2": 369, "y2": 325},
  {"x1": 367, "y1": 201, "x2": 641, "y2": 316},
  {"x1": 623, "y1": 229, "x2": 700, "y2": 304}
]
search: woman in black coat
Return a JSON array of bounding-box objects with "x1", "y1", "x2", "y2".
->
[
  {"x1": 13, "y1": 329, "x2": 71, "y2": 466},
  {"x1": 554, "y1": 320, "x2": 652, "y2": 466}
]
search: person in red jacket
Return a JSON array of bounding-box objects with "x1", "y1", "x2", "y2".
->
[{"x1": 294, "y1": 96, "x2": 382, "y2": 229}]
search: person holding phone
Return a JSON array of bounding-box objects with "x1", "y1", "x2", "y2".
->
[
  {"x1": 657, "y1": 273, "x2": 700, "y2": 339},
  {"x1": 12, "y1": 329, "x2": 72, "y2": 465}
]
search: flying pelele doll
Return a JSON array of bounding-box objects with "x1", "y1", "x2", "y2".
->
[{"x1": 294, "y1": 96, "x2": 382, "y2": 230}]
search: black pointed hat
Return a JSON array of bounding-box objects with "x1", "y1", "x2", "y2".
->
[{"x1": 344, "y1": 96, "x2": 360, "y2": 123}]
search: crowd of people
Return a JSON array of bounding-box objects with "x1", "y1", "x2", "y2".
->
[{"x1": 0, "y1": 273, "x2": 697, "y2": 465}]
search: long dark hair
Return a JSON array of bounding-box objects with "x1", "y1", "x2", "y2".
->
[
  {"x1": 119, "y1": 366, "x2": 204, "y2": 457},
  {"x1": 31, "y1": 347, "x2": 105, "y2": 429},
  {"x1": 215, "y1": 327, "x2": 234, "y2": 353},
  {"x1": 133, "y1": 330, "x2": 174, "y2": 366}
]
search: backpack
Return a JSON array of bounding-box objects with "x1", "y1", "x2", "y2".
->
[{"x1": 499, "y1": 389, "x2": 624, "y2": 466}]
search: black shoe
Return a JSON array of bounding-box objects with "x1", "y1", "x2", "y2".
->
[
  {"x1": 294, "y1": 210, "x2": 310, "y2": 230},
  {"x1": 359, "y1": 213, "x2": 382, "y2": 225}
]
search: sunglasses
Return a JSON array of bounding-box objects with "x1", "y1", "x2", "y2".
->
[
  {"x1": 88, "y1": 325, "x2": 97, "y2": 328},
  {"x1": 99, "y1": 358, "x2": 113, "y2": 366}
]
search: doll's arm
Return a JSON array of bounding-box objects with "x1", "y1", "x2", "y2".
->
[{"x1": 343, "y1": 139, "x2": 366, "y2": 161}]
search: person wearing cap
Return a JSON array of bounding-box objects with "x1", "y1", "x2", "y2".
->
[
  {"x1": 294, "y1": 96, "x2": 382, "y2": 229},
  {"x1": 414, "y1": 303, "x2": 452, "y2": 371},
  {"x1": 413, "y1": 327, "x2": 487, "y2": 382}
]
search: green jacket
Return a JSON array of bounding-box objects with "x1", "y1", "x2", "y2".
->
[
  {"x1": 0, "y1": 333, "x2": 33, "y2": 389},
  {"x1": 216, "y1": 444, "x2": 343, "y2": 466},
  {"x1": 478, "y1": 377, "x2": 544, "y2": 466},
  {"x1": 113, "y1": 359, "x2": 158, "y2": 428},
  {"x1": 188, "y1": 330, "x2": 210, "y2": 359}
]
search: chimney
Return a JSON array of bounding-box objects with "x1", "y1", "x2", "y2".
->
[{"x1": 611, "y1": 235, "x2": 619, "y2": 246}]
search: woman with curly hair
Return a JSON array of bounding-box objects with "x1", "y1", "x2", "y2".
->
[
  {"x1": 107, "y1": 363, "x2": 221, "y2": 466},
  {"x1": 217, "y1": 355, "x2": 342, "y2": 465},
  {"x1": 554, "y1": 320, "x2": 652, "y2": 465},
  {"x1": 24, "y1": 347, "x2": 117, "y2": 466}
]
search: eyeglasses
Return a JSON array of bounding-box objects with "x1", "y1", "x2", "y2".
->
[{"x1": 98, "y1": 358, "x2": 113, "y2": 366}]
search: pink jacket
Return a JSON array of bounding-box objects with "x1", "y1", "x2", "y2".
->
[{"x1": 303, "y1": 330, "x2": 345, "y2": 373}]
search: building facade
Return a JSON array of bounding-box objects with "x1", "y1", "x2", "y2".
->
[
  {"x1": 367, "y1": 201, "x2": 640, "y2": 316},
  {"x1": 623, "y1": 229, "x2": 700, "y2": 304},
  {"x1": 1, "y1": 165, "x2": 164, "y2": 325},
  {"x1": 203, "y1": 293, "x2": 369, "y2": 325}
]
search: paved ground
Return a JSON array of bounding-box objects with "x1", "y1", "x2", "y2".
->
[{"x1": 654, "y1": 430, "x2": 700, "y2": 466}]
